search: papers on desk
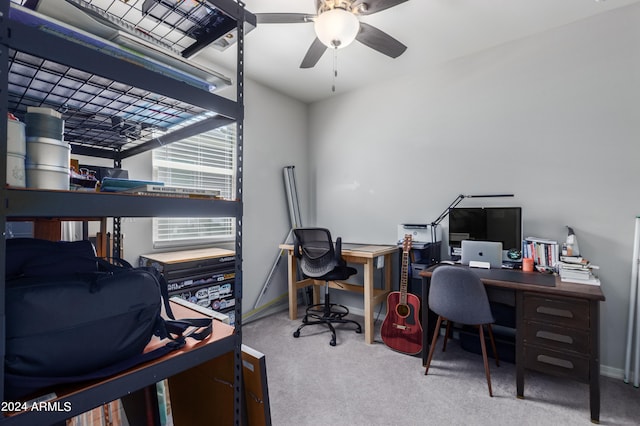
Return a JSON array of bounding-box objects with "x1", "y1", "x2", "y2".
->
[
  {"x1": 560, "y1": 275, "x2": 601, "y2": 286},
  {"x1": 558, "y1": 257, "x2": 600, "y2": 286}
]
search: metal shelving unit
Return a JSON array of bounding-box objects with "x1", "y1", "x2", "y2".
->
[{"x1": 0, "y1": 1, "x2": 253, "y2": 424}]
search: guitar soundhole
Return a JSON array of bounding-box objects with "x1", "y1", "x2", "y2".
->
[{"x1": 396, "y1": 304, "x2": 410, "y2": 318}]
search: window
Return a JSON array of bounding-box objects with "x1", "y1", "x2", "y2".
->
[{"x1": 152, "y1": 124, "x2": 236, "y2": 247}]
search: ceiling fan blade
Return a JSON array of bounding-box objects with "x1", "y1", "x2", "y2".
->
[
  {"x1": 352, "y1": 0, "x2": 409, "y2": 16},
  {"x1": 256, "y1": 13, "x2": 315, "y2": 24},
  {"x1": 300, "y1": 38, "x2": 327, "y2": 69},
  {"x1": 356, "y1": 22, "x2": 407, "y2": 58}
]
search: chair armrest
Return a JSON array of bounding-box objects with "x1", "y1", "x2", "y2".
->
[{"x1": 294, "y1": 239, "x2": 302, "y2": 259}]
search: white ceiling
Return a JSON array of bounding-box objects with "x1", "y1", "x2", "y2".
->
[{"x1": 197, "y1": 0, "x2": 639, "y2": 104}]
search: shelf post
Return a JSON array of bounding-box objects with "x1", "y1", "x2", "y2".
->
[
  {"x1": 0, "y1": 0, "x2": 11, "y2": 404},
  {"x1": 232, "y1": 1, "x2": 246, "y2": 425}
]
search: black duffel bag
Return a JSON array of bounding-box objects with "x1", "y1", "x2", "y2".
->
[{"x1": 4, "y1": 238, "x2": 212, "y2": 399}]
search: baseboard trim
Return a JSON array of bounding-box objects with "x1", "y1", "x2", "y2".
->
[{"x1": 601, "y1": 365, "x2": 632, "y2": 381}]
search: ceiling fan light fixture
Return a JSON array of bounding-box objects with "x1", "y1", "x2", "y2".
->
[{"x1": 314, "y1": 8, "x2": 360, "y2": 49}]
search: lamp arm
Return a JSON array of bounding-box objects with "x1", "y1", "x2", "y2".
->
[
  {"x1": 428, "y1": 193, "x2": 515, "y2": 244},
  {"x1": 428, "y1": 194, "x2": 465, "y2": 244},
  {"x1": 430, "y1": 194, "x2": 466, "y2": 227}
]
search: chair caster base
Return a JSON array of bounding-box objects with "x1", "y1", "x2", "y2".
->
[{"x1": 293, "y1": 303, "x2": 362, "y2": 346}]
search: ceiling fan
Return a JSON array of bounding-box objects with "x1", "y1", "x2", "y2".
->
[{"x1": 256, "y1": 0, "x2": 409, "y2": 68}]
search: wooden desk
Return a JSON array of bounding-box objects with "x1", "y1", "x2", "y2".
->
[
  {"x1": 420, "y1": 265, "x2": 605, "y2": 423},
  {"x1": 280, "y1": 243, "x2": 398, "y2": 344}
]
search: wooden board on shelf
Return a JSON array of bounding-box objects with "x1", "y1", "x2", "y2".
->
[
  {"x1": 168, "y1": 351, "x2": 235, "y2": 426},
  {"x1": 139, "y1": 247, "x2": 235, "y2": 264},
  {"x1": 241, "y1": 345, "x2": 271, "y2": 426},
  {"x1": 32, "y1": 219, "x2": 62, "y2": 241}
]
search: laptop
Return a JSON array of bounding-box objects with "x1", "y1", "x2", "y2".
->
[{"x1": 461, "y1": 240, "x2": 503, "y2": 269}]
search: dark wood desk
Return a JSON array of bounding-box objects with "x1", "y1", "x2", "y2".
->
[{"x1": 420, "y1": 265, "x2": 605, "y2": 423}]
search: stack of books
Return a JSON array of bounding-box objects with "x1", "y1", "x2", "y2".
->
[
  {"x1": 522, "y1": 236, "x2": 559, "y2": 268},
  {"x1": 558, "y1": 255, "x2": 600, "y2": 285}
]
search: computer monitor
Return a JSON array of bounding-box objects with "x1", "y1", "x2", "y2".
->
[{"x1": 448, "y1": 207, "x2": 522, "y2": 261}]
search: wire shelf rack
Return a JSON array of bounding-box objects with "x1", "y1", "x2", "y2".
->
[
  {"x1": 8, "y1": 48, "x2": 209, "y2": 151},
  {"x1": 7, "y1": 0, "x2": 241, "y2": 152}
]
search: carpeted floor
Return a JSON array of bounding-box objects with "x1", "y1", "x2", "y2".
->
[{"x1": 242, "y1": 308, "x2": 640, "y2": 426}]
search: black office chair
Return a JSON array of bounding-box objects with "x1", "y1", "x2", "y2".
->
[
  {"x1": 292, "y1": 228, "x2": 362, "y2": 346},
  {"x1": 424, "y1": 266, "x2": 499, "y2": 396}
]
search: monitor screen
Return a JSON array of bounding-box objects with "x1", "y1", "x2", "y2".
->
[{"x1": 448, "y1": 207, "x2": 522, "y2": 260}]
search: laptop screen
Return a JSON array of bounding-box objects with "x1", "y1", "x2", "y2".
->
[{"x1": 461, "y1": 240, "x2": 503, "y2": 269}]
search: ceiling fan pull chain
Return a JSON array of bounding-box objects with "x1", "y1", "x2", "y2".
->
[{"x1": 332, "y1": 47, "x2": 338, "y2": 92}]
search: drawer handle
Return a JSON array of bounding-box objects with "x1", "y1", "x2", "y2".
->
[
  {"x1": 536, "y1": 330, "x2": 573, "y2": 344},
  {"x1": 537, "y1": 354, "x2": 574, "y2": 370},
  {"x1": 536, "y1": 306, "x2": 573, "y2": 319}
]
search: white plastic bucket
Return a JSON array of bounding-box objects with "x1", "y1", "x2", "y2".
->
[
  {"x1": 7, "y1": 119, "x2": 26, "y2": 187},
  {"x1": 7, "y1": 153, "x2": 26, "y2": 187},
  {"x1": 25, "y1": 138, "x2": 70, "y2": 190},
  {"x1": 25, "y1": 163, "x2": 69, "y2": 190},
  {"x1": 26, "y1": 137, "x2": 71, "y2": 167},
  {"x1": 8, "y1": 119, "x2": 26, "y2": 154},
  {"x1": 24, "y1": 112, "x2": 69, "y2": 190}
]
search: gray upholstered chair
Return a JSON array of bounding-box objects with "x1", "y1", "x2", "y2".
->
[
  {"x1": 424, "y1": 265, "x2": 499, "y2": 396},
  {"x1": 292, "y1": 228, "x2": 362, "y2": 346}
]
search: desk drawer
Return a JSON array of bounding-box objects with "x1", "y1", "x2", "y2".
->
[
  {"x1": 523, "y1": 294, "x2": 589, "y2": 329},
  {"x1": 524, "y1": 345, "x2": 590, "y2": 382},
  {"x1": 524, "y1": 320, "x2": 589, "y2": 354}
]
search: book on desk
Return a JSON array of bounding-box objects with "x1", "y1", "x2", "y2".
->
[{"x1": 558, "y1": 256, "x2": 600, "y2": 286}]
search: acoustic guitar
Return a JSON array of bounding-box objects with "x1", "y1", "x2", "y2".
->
[{"x1": 381, "y1": 234, "x2": 423, "y2": 355}]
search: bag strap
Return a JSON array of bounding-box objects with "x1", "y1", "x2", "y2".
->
[{"x1": 165, "y1": 318, "x2": 214, "y2": 341}]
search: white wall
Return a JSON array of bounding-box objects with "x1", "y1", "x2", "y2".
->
[
  {"x1": 240, "y1": 80, "x2": 309, "y2": 319},
  {"x1": 308, "y1": 4, "x2": 640, "y2": 374}
]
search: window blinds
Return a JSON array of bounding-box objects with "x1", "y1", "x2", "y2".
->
[{"x1": 152, "y1": 124, "x2": 235, "y2": 245}]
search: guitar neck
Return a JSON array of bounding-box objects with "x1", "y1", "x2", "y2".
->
[{"x1": 400, "y1": 249, "x2": 409, "y2": 304}]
